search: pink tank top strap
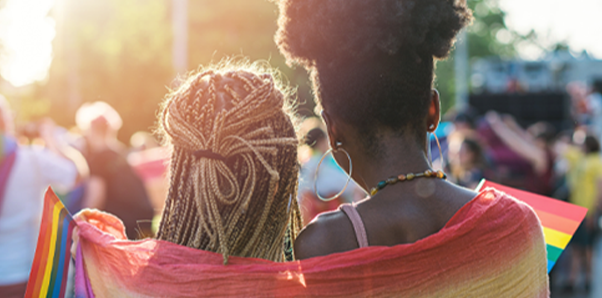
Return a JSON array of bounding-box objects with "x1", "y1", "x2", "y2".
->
[{"x1": 339, "y1": 204, "x2": 369, "y2": 248}]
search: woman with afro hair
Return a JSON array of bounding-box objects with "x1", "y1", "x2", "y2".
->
[{"x1": 275, "y1": 0, "x2": 549, "y2": 296}]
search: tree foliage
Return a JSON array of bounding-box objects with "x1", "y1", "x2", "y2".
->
[
  {"x1": 32, "y1": 0, "x2": 520, "y2": 140},
  {"x1": 41, "y1": 0, "x2": 172, "y2": 140},
  {"x1": 39, "y1": 0, "x2": 313, "y2": 142}
]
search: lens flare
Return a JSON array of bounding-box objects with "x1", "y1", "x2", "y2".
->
[{"x1": 0, "y1": 0, "x2": 56, "y2": 87}]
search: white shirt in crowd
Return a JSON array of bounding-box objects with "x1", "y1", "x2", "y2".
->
[{"x1": 0, "y1": 146, "x2": 77, "y2": 285}]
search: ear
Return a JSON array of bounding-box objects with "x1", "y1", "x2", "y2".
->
[
  {"x1": 321, "y1": 110, "x2": 340, "y2": 149},
  {"x1": 427, "y1": 89, "x2": 441, "y2": 133}
]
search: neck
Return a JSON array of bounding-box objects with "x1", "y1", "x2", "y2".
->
[{"x1": 351, "y1": 135, "x2": 432, "y2": 192}]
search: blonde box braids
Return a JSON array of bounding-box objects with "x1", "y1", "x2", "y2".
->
[{"x1": 156, "y1": 63, "x2": 302, "y2": 264}]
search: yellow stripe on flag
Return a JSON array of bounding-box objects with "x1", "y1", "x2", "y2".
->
[
  {"x1": 39, "y1": 204, "x2": 61, "y2": 297},
  {"x1": 543, "y1": 227, "x2": 572, "y2": 249}
]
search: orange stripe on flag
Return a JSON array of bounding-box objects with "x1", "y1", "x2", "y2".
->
[
  {"x1": 30, "y1": 200, "x2": 59, "y2": 296},
  {"x1": 533, "y1": 209, "x2": 581, "y2": 235},
  {"x1": 26, "y1": 199, "x2": 49, "y2": 297}
]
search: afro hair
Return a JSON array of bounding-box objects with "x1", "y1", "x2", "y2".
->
[{"x1": 274, "y1": 0, "x2": 472, "y2": 153}]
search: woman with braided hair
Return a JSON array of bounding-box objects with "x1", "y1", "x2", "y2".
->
[
  {"x1": 72, "y1": 61, "x2": 302, "y2": 270},
  {"x1": 154, "y1": 62, "x2": 302, "y2": 263}
]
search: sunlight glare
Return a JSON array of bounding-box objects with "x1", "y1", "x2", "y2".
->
[{"x1": 0, "y1": 0, "x2": 56, "y2": 87}]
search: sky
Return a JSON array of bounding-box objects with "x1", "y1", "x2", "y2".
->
[
  {"x1": 0, "y1": 0, "x2": 600, "y2": 87},
  {"x1": 500, "y1": 0, "x2": 602, "y2": 59}
]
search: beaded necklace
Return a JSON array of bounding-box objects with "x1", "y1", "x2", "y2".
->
[{"x1": 369, "y1": 169, "x2": 447, "y2": 196}]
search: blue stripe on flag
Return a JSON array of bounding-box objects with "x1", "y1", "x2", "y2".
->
[
  {"x1": 547, "y1": 260, "x2": 556, "y2": 273},
  {"x1": 52, "y1": 214, "x2": 71, "y2": 298}
]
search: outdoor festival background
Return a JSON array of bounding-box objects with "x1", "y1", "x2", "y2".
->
[{"x1": 0, "y1": 0, "x2": 601, "y2": 297}]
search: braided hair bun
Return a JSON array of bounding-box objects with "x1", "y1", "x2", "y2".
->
[{"x1": 156, "y1": 61, "x2": 302, "y2": 263}]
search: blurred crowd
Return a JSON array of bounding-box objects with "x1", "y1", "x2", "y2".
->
[
  {"x1": 440, "y1": 82, "x2": 602, "y2": 295},
  {"x1": 0, "y1": 97, "x2": 168, "y2": 296},
  {"x1": 0, "y1": 81, "x2": 601, "y2": 296}
]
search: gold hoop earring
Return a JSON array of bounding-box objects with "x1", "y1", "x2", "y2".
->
[
  {"x1": 428, "y1": 133, "x2": 434, "y2": 167},
  {"x1": 433, "y1": 133, "x2": 444, "y2": 170},
  {"x1": 314, "y1": 142, "x2": 353, "y2": 202}
]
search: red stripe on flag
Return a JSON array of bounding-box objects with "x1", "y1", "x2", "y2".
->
[
  {"x1": 25, "y1": 204, "x2": 49, "y2": 296},
  {"x1": 480, "y1": 181, "x2": 587, "y2": 222},
  {"x1": 25, "y1": 189, "x2": 58, "y2": 297}
]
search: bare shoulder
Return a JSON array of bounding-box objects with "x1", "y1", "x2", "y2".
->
[{"x1": 294, "y1": 208, "x2": 357, "y2": 260}]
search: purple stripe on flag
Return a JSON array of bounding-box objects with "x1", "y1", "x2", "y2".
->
[{"x1": 75, "y1": 244, "x2": 95, "y2": 298}]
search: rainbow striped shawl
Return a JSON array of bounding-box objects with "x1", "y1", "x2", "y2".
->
[{"x1": 70, "y1": 187, "x2": 549, "y2": 297}]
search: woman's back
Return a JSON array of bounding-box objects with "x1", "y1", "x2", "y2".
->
[{"x1": 295, "y1": 179, "x2": 476, "y2": 258}]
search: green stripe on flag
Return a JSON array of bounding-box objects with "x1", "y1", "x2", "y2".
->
[{"x1": 547, "y1": 244, "x2": 563, "y2": 262}]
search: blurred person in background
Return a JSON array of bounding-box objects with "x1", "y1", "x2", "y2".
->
[
  {"x1": 568, "y1": 82, "x2": 593, "y2": 128},
  {"x1": 443, "y1": 109, "x2": 483, "y2": 184},
  {"x1": 485, "y1": 111, "x2": 556, "y2": 196},
  {"x1": 587, "y1": 82, "x2": 602, "y2": 139},
  {"x1": 0, "y1": 96, "x2": 85, "y2": 298},
  {"x1": 129, "y1": 131, "x2": 161, "y2": 152},
  {"x1": 127, "y1": 131, "x2": 170, "y2": 234},
  {"x1": 562, "y1": 133, "x2": 602, "y2": 293},
  {"x1": 298, "y1": 126, "x2": 362, "y2": 225},
  {"x1": 476, "y1": 117, "x2": 530, "y2": 189},
  {"x1": 551, "y1": 130, "x2": 577, "y2": 202},
  {"x1": 448, "y1": 138, "x2": 488, "y2": 190},
  {"x1": 76, "y1": 101, "x2": 154, "y2": 239},
  {"x1": 450, "y1": 108, "x2": 479, "y2": 136}
]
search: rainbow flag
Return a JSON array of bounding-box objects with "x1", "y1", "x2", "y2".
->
[
  {"x1": 476, "y1": 180, "x2": 587, "y2": 273},
  {"x1": 25, "y1": 188, "x2": 76, "y2": 298}
]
